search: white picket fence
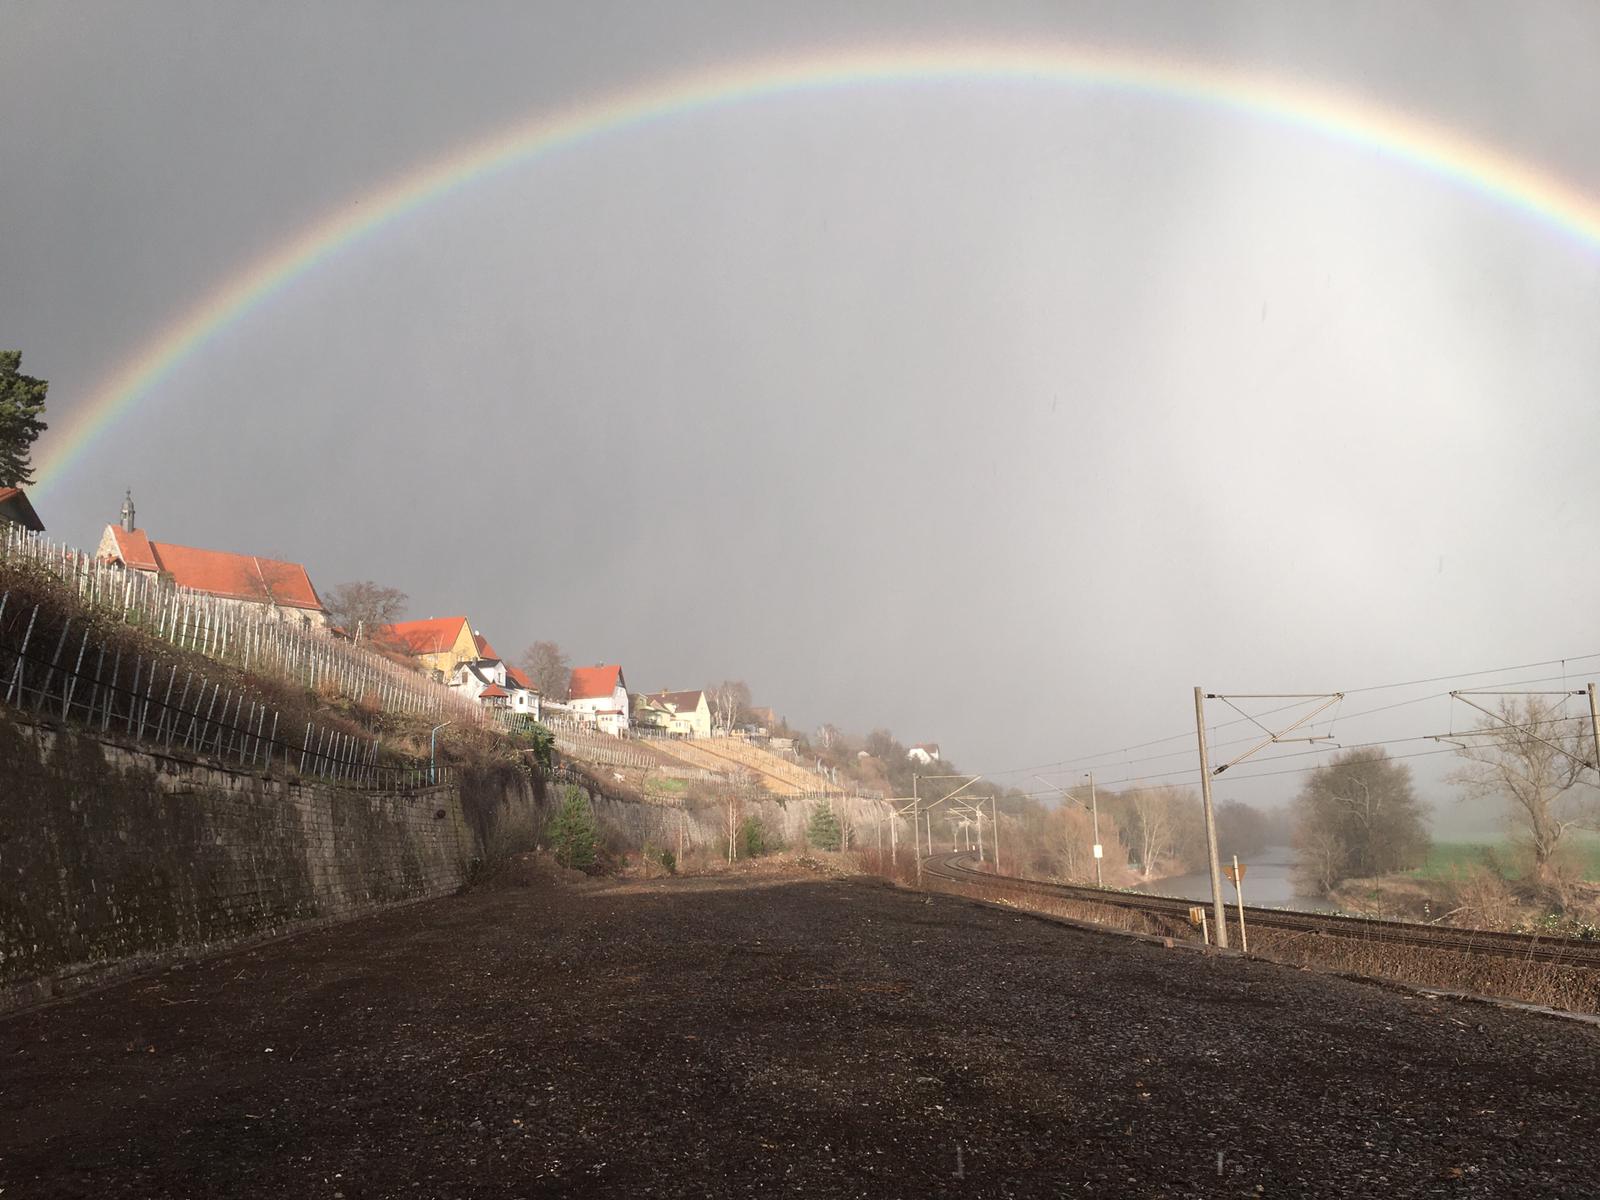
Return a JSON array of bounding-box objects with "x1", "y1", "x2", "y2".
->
[
  {"x1": 544, "y1": 717, "x2": 673, "y2": 769},
  {"x1": 1, "y1": 523, "x2": 487, "y2": 726}
]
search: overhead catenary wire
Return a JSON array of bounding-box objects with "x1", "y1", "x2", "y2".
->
[
  {"x1": 1004, "y1": 718, "x2": 1596, "y2": 798},
  {"x1": 980, "y1": 657, "x2": 1600, "y2": 782}
]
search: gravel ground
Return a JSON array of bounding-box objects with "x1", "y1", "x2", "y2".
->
[{"x1": 4, "y1": 863, "x2": 1600, "y2": 1198}]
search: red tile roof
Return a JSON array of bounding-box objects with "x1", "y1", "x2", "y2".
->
[
  {"x1": 373, "y1": 616, "x2": 471, "y2": 656},
  {"x1": 478, "y1": 683, "x2": 509, "y2": 699},
  {"x1": 568, "y1": 664, "x2": 624, "y2": 701},
  {"x1": 472, "y1": 632, "x2": 503, "y2": 661},
  {"x1": 104, "y1": 527, "x2": 322, "y2": 610},
  {"x1": 505, "y1": 666, "x2": 536, "y2": 692},
  {"x1": 106, "y1": 526, "x2": 160, "y2": 572}
]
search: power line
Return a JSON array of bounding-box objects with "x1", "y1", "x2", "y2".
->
[
  {"x1": 994, "y1": 669, "x2": 1592, "y2": 780},
  {"x1": 1018, "y1": 717, "x2": 1593, "y2": 795},
  {"x1": 977, "y1": 653, "x2": 1600, "y2": 781}
]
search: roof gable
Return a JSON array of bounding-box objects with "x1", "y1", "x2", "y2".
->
[
  {"x1": 0, "y1": 487, "x2": 44, "y2": 532},
  {"x1": 375, "y1": 616, "x2": 472, "y2": 655},
  {"x1": 105, "y1": 525, "x2": 160, "y2": 571},
  {"x1": 568, "y1": 664, "x2": 624, "y2": 700}
]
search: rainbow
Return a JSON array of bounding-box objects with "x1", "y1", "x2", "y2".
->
[{"x1": 33, "y1": 40, "x2": 1600, "y2": 497}]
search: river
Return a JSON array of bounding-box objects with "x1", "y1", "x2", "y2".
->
[{"x1": 1133, "y1": 845, "x2": 1335, "y2": 913}]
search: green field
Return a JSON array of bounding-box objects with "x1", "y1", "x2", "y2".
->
[{"x1": 1410, "y1": 835, "x2": 1600, "y2": 881}]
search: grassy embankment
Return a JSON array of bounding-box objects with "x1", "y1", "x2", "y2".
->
[
  {"x1": 1323, "y1": 833, "x2": 1600, "y2": 942},
  {"x1": 1409, "y1": 835, "x2": 1600, "y2": 883}
]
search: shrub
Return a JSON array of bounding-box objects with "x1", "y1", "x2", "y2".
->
[
  {"x1": 514, "y1": 722, "x2": 555, "y2": 772},
  {"x1": 1444, "y1": 865, "x2": 1517, "y2": 930},
  {"x1": 548, "y1": 785, "x2": 599, "y2": 873},
  {"x1": 641, "y1": 842, "x2": 677, "y2": 875},
  {"x1": 807, "y1": 804, "x2": 842, "y2": 852},
  {"x1": 739, "y1": 816, "x2": 772, "y2": 859}
]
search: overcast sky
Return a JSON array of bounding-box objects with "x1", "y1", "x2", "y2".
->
[{"x1": 4, "y1": 2, "x2": 1598, "y2": 817}]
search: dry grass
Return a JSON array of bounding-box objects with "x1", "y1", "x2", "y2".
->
[
  {"x1": 851, "y1": 848, "x2": 920, "y2": 888},
  {"x1": 1242, "y1": 925, "x2": 1600, "y2": 1013},
  {"x1": 887, "y1": 860, "x2": 1600, "y2": 1015}
]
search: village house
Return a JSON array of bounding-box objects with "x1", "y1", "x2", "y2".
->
[
  {"x1": 450, "y1": 654, "x2": 505, "y2": 704},
  {"x1": 372, "y1": 616, "x2": 480, "y2": 680},
  {"x1": 96, "y1": 492, "x2": 327, "y2": 625},
  {"x1": 504, "y1": 666, "x2": 542, "y2": 720},
  {"x1": 743, "y1": 705, "x2": 782, "y2": 736},
  {"x1": 633, "y1": 689, "x2": 712, "y2": 738},
  {"x1": 446, "y1": 632, "x2": 541, "y2": 720},
  {"x1": 567, "y1": 664, "x2": 630, "y2": 736},
  {"x1": 0, "y1": 487, "x2": 44, "y2": 532}
]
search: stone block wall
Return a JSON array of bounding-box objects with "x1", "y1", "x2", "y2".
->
[{"x1": 0, "y1": 711, "x2": 519, "y2": 1012}]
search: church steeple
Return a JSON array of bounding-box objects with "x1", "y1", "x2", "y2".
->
[{"x1": 120, "y1": 489, "x2": 136, "y2": 532}]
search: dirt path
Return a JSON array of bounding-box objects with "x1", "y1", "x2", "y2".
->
[{"x1": 4, "y1": 865, "x2": 1600, "y2": 1197}]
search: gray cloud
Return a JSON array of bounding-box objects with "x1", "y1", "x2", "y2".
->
[{"x1": 4, "y1": 2, "x2": 1597, "y2": 814}]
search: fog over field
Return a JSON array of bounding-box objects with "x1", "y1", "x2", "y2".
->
[{"x1": 4, "y1": 2, "x2": 1597, "y2": 815}]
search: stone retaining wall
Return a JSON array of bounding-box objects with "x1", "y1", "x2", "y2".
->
[{"x1": 0, "y1": 711, "x2": 529, "y2": 1012}]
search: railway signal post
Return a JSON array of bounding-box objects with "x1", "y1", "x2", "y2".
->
[{"x1": 1224, "y1": 857, "x2": 1249, "y2": 953}]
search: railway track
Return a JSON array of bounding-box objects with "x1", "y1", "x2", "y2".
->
[{"x1": 923, "y1": 852, "x2": 1600, "y2": 968}]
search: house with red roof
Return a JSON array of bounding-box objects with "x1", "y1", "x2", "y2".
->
[
  {"x1": 567, "y1": 664, "x2": 630, "y2": 736},
  {"x1": 504, "y1": 665, "x2": 541, "y2": 720},
  {"x1": 634, "y1": 688, "x2": 711, "y2": 739},
  {"x1": 0, "y1": 487, "x2": 44, "y2": 532},
  {"x1": 372, "y1": 615, "x2": 479, "y2": 679},
  {"x1": 95, "y1": 493, "x2": 326, "y2": 625},
  {"x1": 443, "y1": 631, "x2": 540, "y2": 719}
]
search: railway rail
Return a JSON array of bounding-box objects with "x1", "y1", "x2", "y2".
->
[{"x1": 923, "y1": 852, "x2": 1600, "y2": 968}]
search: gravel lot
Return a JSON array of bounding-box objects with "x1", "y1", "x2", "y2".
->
[{"x1": 4, "y1": 862, "x2": 1600, "y2": 1198}]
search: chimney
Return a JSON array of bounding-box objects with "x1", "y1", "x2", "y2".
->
[{"x1": 120, "y1": 489, "x2": 136, "y2": 533}]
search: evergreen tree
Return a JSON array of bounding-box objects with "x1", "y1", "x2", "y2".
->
[
  {"x1": 549, "y1": 786, "x2": 599, "y2": 872},
  {"x1": 807, "y1": 803, "x2": 842, "y2": 852},
  {"x1": 739, "y1": 815, "x2": 771, "y2": 858},
  {"x1": 0, "y1": 352, "x2": 49, "y2": 488}
]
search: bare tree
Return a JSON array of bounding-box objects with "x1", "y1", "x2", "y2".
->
[
  {"x1": 1127, "y1": 785, "x2": 1188, "y2": 880},
  {"x1": 1295, "y1": 827, "x2": 1347, "y2": 896},
  {"x1": 709, "y1": 680, "x2": 752, "y2": 735},
  {"x1": 1050, "y1": 804, "x2": 1099, "y2": 882},
  {"x1": 1450, "y1": 695, "x2": 1594, "y2": 883},
  {"x1": 324, "y1": 581, "x2": 408, "y2": 639},
  {"x1": 1293, "y1": 747, "x2": 1430, "y2": 893},
  {"x1": 725, "y1": 773, "x2": 759, "y2": 863},
  {"x1": 865, "y1": 728, "x2": 899, "y2": 759},
  {"x1": 519, "y1": 641, "x2": 570, "y2": 698},
  {"x1": 835, "y1": 798, "x2": 857, "y2": 852}
]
